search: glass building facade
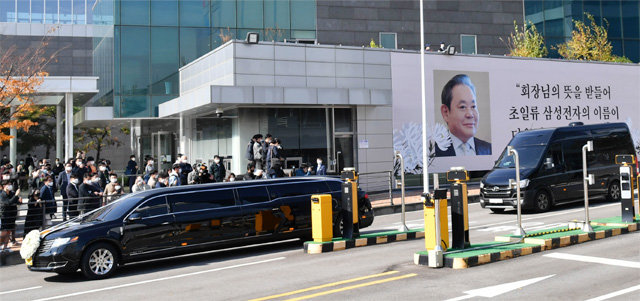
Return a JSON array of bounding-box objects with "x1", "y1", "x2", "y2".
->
[
  {"x1": 0, "y1": 0, "x2": 99, "y2": 24},
  {"x1": 524, "y1": 0, "x2": 640, "y2": 62},
  {"x1": 92, "y1": 0, "x2": 317, "y2": 118}
]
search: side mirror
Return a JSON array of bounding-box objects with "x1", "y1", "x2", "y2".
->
[
  {"x1": 126, "y1": 213, "x2": 142, "y2": 223},
  {"x1": 544, "y1": 158, "x2": 555, "y2": 169}
]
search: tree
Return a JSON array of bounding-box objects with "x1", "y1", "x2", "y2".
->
[
  {"x1": 556, "y1": 13, "x2": 632, "y2": 63},
  {"x1": 501, "y1": 21, "x2": 548, "y2": 58},
  {"x1": 76, "y1": 126, "x2": 127, "y2": 161},
  {"x1": 0, "y1": 36, "x2": 57, "y2": 145}
]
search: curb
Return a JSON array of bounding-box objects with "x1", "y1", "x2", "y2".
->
[
  {"x1": 373, "y1": 195, "x2": 479, "y2": 216},
  {"x1": 0, "y1": 251, "x2": 23, "y2": 267},
  {"x1": 414, "y1": 220, "x2": 639, "y2": 269},
  {"x1": 304, "y1": 231, "x2": 425, "y2": 254}
]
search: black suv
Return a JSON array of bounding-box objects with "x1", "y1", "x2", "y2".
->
[{"x1": 27, "y1": 177, "x2": 374, "y2": 279}]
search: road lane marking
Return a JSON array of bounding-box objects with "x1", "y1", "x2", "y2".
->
[
  {"x1": 544, "y1": 253, "x2": 640, "y2": 269},
  {"x1": 249, "y1": 271, "x2": 399, "y2": 301},
  {"x1": 33, "y1": 257, "x2": 286, "y2": 301},
  {"x1": 0, "y1": 286, "x2": 42, "y2": 295},
  {"x1": 284, "y1": 273, "x2": 417, "y2": 301},
  {"x1": 584, "y1": 284, "x2": 640, "y2": 301},
  {"x1": 445, "y1": 275, "x2": 555, "y2": 301}
]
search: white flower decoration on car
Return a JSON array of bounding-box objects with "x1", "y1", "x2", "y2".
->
[
  {"x1": 432, "y1": 122, "x2": 452, "y2": 151},
  {"x1": 20, "y1": 230, "x2": 41, "y2": 260}
]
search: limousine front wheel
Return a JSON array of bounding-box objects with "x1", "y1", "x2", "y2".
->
[{"x1": 81, "y1": 243, "x2": 118, "y2": 280}]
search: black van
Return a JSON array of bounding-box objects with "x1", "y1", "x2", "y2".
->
[
  {"x1": 480, "y1": 122, "x2": 635, "y2": 213},
  {"x1": 27, "y1": 177, "x2": 373, "y2": 279}
]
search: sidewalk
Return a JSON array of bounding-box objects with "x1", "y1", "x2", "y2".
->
[{"x1": 370, "y1": 188, "x2": 481, "y2": 215}]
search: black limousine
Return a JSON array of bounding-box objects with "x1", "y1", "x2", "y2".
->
[{"x1": 27, "y1": 177, "x2": 374, "y2": 279}]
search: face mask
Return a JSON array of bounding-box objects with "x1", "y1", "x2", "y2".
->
[
  {"x1": 66, "y1": 167, "x2": 72, "y2": 171},
  {"x1": 110, "y1": 178, "x2": 117, "y2": 183},
  {"x1": 2, "y1": 175, "x2": 9, "y2": 180},
  {"x1": 131, "y1": 158, "x2": 136, "y2": 161},
  {"x1": 92, "y1": 178, "x2": 100, "y2": 183},
  {"x1": 229, "y1": 177, "x2": 235, "y2": 182},
  {"x1": 214, "y1": 159, "x2": 220, "y2": 164},
  {"x1": 19, "y1": 161, "x2": 23, "y2": 165},
  {"x1": 46, "y1": 182, "x2": 53, "y2": 187},
  {"x1": 56, "y1": 161, "x2": 60, "y2": 164},
  {"x1": 317, "y1": 160, "x2": 322, "y2": 165},
  {"x1": 89, "y1": 161, "x2": 95, "y2": 165},
  {"x1": 6, "y1": 185, "x2": 13, "y2": 191},
  {"x1": 149, "y1": 161, "x2": 154, "y2": 165},
  {"x1": 71, "y1": 179, "x2": 79, "y2": 184},
  {"x1": 100, "y1": 167, "x2": 106, "y2": 171}
]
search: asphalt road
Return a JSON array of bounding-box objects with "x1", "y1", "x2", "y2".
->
[{"x1": 1, "y1": 199, "x2": 638, "y2": 301}]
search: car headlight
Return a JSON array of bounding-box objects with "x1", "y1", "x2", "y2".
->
[
  {"x1": 479, "y1": 182, "x2": 484, "y2": 189},
  {"x1": 51, "y1": 236, "x2": 78, "y2": 248},
  {"x1": 519, "y1": 179, "x2": 529, "y2": 188}
]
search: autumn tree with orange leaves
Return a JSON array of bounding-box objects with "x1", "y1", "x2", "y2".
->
[{"x1": 0, "y1": 36, "x2": 58, "y2": 145}]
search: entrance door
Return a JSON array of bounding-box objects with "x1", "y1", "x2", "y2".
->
[
  {"x1": 151, "y1": 131, "x2": 176, "y2": 172},
  {"x1": 335, "y1": 135, "x2": 354, "y2": 172}
]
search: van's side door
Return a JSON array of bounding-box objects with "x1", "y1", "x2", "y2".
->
[
  {"x1": 538, "y1": 143, "x2": 566, "y2": 201},
  {"x1": 236, "y1": 186, "x2": 281, "y2": 237},
  {"x1": 562, "y1": 139, "x2": 589, "y2": 201},
  {"x1": 121, "y1": 196, "x2": 176, "y2": 255},
  {"x1": 168, "y1": 189, "x2": 245, "y2": 246}
]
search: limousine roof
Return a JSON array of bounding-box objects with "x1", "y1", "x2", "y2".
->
[{"x1": 129, "y1": 176, "x2": 341, "y2": 200}]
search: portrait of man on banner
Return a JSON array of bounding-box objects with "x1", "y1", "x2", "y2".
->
[{"x1": 435, "y1": 74, "x2": 492, "y2": 157}]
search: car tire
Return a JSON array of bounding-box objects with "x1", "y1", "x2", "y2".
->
[
  {"x1": 490, "y1": 208, "x2": 505, "y2": 214},
  {"x1": 81, "y1": 242, "x2": 118, "y2": 280},
  {"x1": 534, "y1": 190, "x2": 552, "y2": 213},
  {"x1": 606, "y1": 180, "x2": 621, "y2": 202}
]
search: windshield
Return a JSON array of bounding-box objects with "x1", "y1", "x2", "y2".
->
[
  {"x1": 80, "y1": 195, "x2": 142, "y2": 222},
  {"x1": 494, "y1": 145, "x2": 546, "y2": 169}
]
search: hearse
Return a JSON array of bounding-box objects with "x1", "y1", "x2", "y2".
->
[{"x1": 26, "y1": 177, "x2": 374, "y2": 279}]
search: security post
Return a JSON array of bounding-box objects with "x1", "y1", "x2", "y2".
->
[
  {"x1": 341, "y1": 168, "x2": 359, "y2": 239},
  {"x1": 448, "y1": 167, "x2": 470, "y2": 249},
  {"x1": 581, "y1": 141, "x2": 595, "y2": 233},
  {"x1": 311, "y1": 194, "x2": 333, "y2": 242},
  {"x1": 424, "y1": 189, "x2": 449, "y2": 251},
  {"x1": 615, "y1": 154, "x2": 636, "y2": 223}
]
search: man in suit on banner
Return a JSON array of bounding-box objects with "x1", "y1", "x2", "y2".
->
[{"x1": 435, "y1": 74, "x2": 491, "y2": 157}]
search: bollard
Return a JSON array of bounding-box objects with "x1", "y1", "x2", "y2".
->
[
  {"x1": 388, "y1": 171, "x2": 394, "y2": 206},
  {"x1": 508, "y1": 146, "x2": 526, "y2": 236},
  {"x1": 395, "y1": 151, "x2": 409, "y2": 232},
  {"x1": 448, "y1": 167, "x2": 470, "y2": 249},
  {"x1": 581, "y1": 141, "x2": 594, "y2": 232},
  {"x1": 615, "y1": 154, "x2": 636, "y2": 223}
]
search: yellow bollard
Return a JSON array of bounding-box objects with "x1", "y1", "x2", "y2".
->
[
  {"x1": 424, "y1": 189, "x2": 449, "y2": 251},
  {"x1": 311, "y1": 194, "x2": 333, "y2": 242}
]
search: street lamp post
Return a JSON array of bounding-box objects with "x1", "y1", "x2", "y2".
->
[{"x1": 419, "y1": 0, "x2": 429, "y2": 197}]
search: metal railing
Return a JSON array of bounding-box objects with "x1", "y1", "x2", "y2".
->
[{"x1": 357, "y1": 171, "x2": 394, "y2": 206}]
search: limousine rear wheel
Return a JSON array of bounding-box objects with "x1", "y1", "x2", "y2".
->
[
  {"x1": 81, "y1": 242, "x2": 118, "y2": 280},
  {"x1": 534, "y1": 190, "x2": 551, "y2": 213},
  {"x1": 607, "y1": 181, "x2": 621, "y2": 202}
]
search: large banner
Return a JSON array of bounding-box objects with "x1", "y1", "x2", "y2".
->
[{"x1": 391, "y1": 53, "x2": 640, "y2": 174}]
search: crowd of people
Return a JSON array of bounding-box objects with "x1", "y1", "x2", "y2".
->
[{"x1": 0, "y1": 133, "x2": 329, "y2": 250}]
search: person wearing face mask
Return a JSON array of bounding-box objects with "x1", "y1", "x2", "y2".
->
[
  {"x1": 56, "y1": 163, "x2": 74, "y2": 221},
  {"x1": 104, "y1": 173, "x2": 122, "y2": 203},
  {"x1": 225, "y1": 173, "x2": 237, "y2": 182},
  {"x1": 0, "y1": 182, "x2": 22, "y2": 250},
  {"x1": 0, "y1": 155, "x2": 9, "y2": 166},
  {"x1": 125, "y1": 155, "x2": 138, "y2": 191},
  {"x1": 66, "y1": 174, "x2": 80, "y2": 218},
  {"x1": 39, "y1": 176, "x2": 56, "y2": 226},
  {"x1": 144, "y1": 158, "x2": 155, "y2": 182},
  {"x1": 147, "y1": 170, "x2": 159, "y2": 188},
  {"x1": 79, "y1": 174, "x2": 101, "y2": 213},
  {"x1": 178, "y1": 155, "x2": 192, "y2": 185},
  {"x1": 23, "y1": 191, "x2": 42, "y2": 238},
  {"x1": 86, "y1": 156, "x2": 97, "y2": 174},
  {"x1": 132, "y1": 176, "x2": 151, "y2": 193},
  {"x1": 17, "y1": 160, "x2": 27, "y2": 190},
  {"x1": 243, "y1": 163, "x2": 256, "y2": 181},
  {"x1": 73, "y1": 160, "x2": 88, "y2": 181},
  {"x1": 97, "y1": 163, "x2": 109, "y2": 189},
  {"x1": 156, "y1": 172, "x2": 169, "y2": 188},
  {"x1": 209, "y1": 155, "x2": 226, "y2": 183},
  {"x1": 315, "y1": 158, "x2": 327, "y2": 176},
  {"x1": 168, "y1": 164, "x2": 181, "y2": 187},
  {"x1": 52, "y1": 158, "x2": 64, "y2": 176}
]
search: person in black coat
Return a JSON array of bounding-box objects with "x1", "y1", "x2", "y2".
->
[
  {"x1": 79, "y1": 174, "x2": 101, "y2": 214},
  {"x1": 66, "y1": 174, "x2": 80, "y2": 218},
  {"x1": 39, "y1": 176, "x2": 56, "y2": 226},
  {"x1": 23, "y1": 191, "x2": 43, "y2": 238},
  {"x1": 210, "y1": 155, "x2": 226, "y2": 183},
  {"x1": 125, "y1": 155, "x2": 138, "y2": 191},
  {"x1": 1, "y1": 182, "x2": 21, "y2": 249},
  {"x1": 56, "y1": 163, "x2": 73, "y2": 221}
]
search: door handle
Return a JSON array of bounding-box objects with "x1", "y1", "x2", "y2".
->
[{"x1": 161, "y1": 222, "x2": 170, "y2": 225}]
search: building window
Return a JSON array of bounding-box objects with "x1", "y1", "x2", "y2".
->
[
  {"x1": 0, "y1": 0, "x2": 16, "y2": 22},
  {"x1": 379, "y1": 32, "x2": 397, "y2": 49},
  {"x1": 460, "y1": 34, "x2": 477, "y2": 54}
]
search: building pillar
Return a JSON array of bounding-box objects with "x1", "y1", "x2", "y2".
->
[
  {"x1": 56, "y1": 104, "x2": 63, "y2": 161},
  {"x1": 9, "y1": 106, "x2": 17, "y2": 166},
  {"x1": 64, "y1": 92, "x2": 74, "y2": 161},
  {"x1": 179, "y1": 112, "x2": 185, "y2": 156},
  {"x1": 178, "y1": 113, "x2": 194, "y2": 159}
]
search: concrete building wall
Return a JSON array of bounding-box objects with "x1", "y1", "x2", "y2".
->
[{"x1": 317, "y1": 0, "x2": 524, "y2": 55}]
